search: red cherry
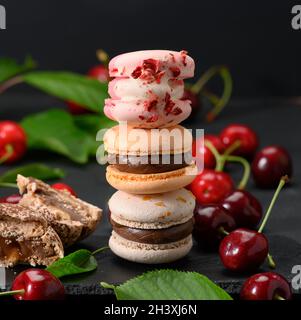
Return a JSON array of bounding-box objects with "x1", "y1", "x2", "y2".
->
[
  {"x1": 219, "y1": 228, "x2": 269, "y2": 272},
  {"x1": 182, "y1": 89, "x2": 201, "y2": 112},
  {"x1": 240, "y1": 272, "x2": 292, "y2": 300},
  {"x1": 221, "y1": 190, "x2": 263, "y2": 229},
  {"x1": 220, "y1": 124, "x2": 259, "y2": 158},
  {"x1": 87, "y1": 65, "x2": 110, "y2": 83},
  {"x1": 67, "y1": 64, "x2": 109, "y2": 115},
  {"x1": 252, "y1": 146, "x2": 293, "y2": 188},
  {"x1": 188, "y1": 169, "x2": 234, "y2": 205},
  {"x1": 193, "y1": 135, "x2": 225, "y2": 169},
  {"x1": 193, "y1": 203, "x2": 236, "y2": 249},
  {"x1": 52, "y1": 183, "x2": 77, "y2": 197},
  {"x1": 0, "y1": 194, "x2": 22, "y2": 204},
  {"x1": 11, "y1": 269, "x2": 65, "y2": 300},
  {"x1": 0, "y1": 121, "x2": 27, "y2": 164}
]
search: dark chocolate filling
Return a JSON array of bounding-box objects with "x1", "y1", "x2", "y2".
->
[
  {"x1": 110, "y1": 217, "x2": 194, "y2": 244},
  {"x1": 108, "y1": 152, "x2": 192, "y2": 174}
]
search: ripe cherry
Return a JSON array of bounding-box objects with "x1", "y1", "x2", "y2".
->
[
  {"x1": 67, "y1": 64, "x2": 109, "y2": 115},
  {"x1": 52, "y1": 183, "x2": 77, "y2": 197},
  {"x1": 182, "y1": 89, "x2": 201, "y2": 114},
  {"x1": 193, "y1": 203, "x2": 236, "y2": 249},
  {"x1": 0, "y1": 194, "x2": 22, "y2": 204},
  {"x1": 188, "y1": 169, "x2": 234, "y2": 205},
  {"x1": 193, "y1": 135, "x2": 225, "y2": 169},
  {"x1": 219, "y1": 228, "x2": 269, "y2": 272},
  {"x1": 252, "y1": 146, "x2": 293, "y2": 188},
  {"x1": 0, "y1": 269, "x2": 65, "y2": 300},
  {"x1": 240, "y1": 272, "x2": 292, "y2": 300},
  {"x1": 221, "y1": 190, "x2": 262, "y2": 229},
  {"x1": 0, "y1": 121, "x2": 27, "y2": 164},
  {"x1": 220, "y1": 124, "x2": 259, "y2": 158},
  {"x1": 219, "y1": 176, "x2": 287, "y2": 272}
]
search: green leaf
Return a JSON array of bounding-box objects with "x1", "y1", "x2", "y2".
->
[
  {"x1": 101, "y1": 270, "x2": 232, "y2": 300},
  {"x1": 0, "y1": 56, "x2": 36, "y2": 83},
  {"x1": 21, "y1": 109, "x2": 95, "y2": 164},
  {"x1": 23, "y1": 71, "x2": 108, "y2": 112},
  {"x1": 73, "y1": 114, "x2": 116, "y2": 136},
  {"x1": 0, "y1": 163, "x2": 65, "y2": 183},
  {"x1": 46, "y1": 249, "x2": 97, "y2": 279}
]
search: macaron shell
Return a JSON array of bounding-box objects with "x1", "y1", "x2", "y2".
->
[
  {"x1": 104, "y1": 98, "x2": 191, "y2": 128},
  {"x1": 109, "y1": 50, "x2": 195, "y2": 79},
  {"x1": 103, "y1": 124, "x2": 193, "y2": 155},
  {"x1": 106, "y1": 163, "x2": 197, "y2": 194},
  {"x1": 109, "y1": 232, "x2": 193, "y2": 264},
  {"x1": 109, "y1": 188, "x2": 195, "y2": 228}
]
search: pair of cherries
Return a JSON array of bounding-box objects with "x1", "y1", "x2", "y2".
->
[
  {"x1": 192, "y1": 124, "x2": 293, "y2": 189},
  {"x1": 0, "y1": 183, "x2": 77, "y2": 204},
  {"x1": 194, "y1": 176, "x2": 288, "y2": 273}
]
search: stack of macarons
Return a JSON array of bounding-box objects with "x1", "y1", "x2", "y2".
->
[{"x1": 104, "y1": 50, "x2": 197, "y2": 264}]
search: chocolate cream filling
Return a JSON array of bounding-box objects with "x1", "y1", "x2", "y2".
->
[
  {"x1": 110, "y1": 217, "x2": 194, "y2": 244},
  {"x1": 108, "y1": 152, "x2": 192, "y2": 174}
]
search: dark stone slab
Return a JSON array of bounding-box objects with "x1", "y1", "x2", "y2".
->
[{"x1": 1, "y1": 93, "x2": 301, "y2": 295}]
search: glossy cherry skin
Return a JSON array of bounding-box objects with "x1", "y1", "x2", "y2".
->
[
  {"x1": 193, "y1": 203, "x2": 236, "y2": 249},
  {"x1": 0, "y1": 121, "x2": 27, "y2": 163},
  {"x1": 12, "y1": 269, "x2": 65, "y2": 300},
  {"x1": 252, "y1": 146, "x2": 293, "y2": 188},
  {"x1": 193, "y1": 135, "x2": 225, "y2": 169},
  {"x1": 221, "y1": 190, "x2": 263, "y2": 229},
  {"x1": 219, "y1": 228, "x2": 269, "y2": 272},
  {"x1": 240, "y1": 272, "x2": 292, "y2": 300},
  {"x1": 52, "y1": 183, "x2": 77, "y2": 197},
  {"x1": 220, "y1": 124, "x2": 259, "y2": 158},
  {"x1": 188, "y1": 169, "x2": 234, "y2": 205},
  {"x1": 67, "y1": 64, "x2": 109, "y2": 115},
  {"x1": 0, "y1": 194, "x2": 22, "y2": 204}
]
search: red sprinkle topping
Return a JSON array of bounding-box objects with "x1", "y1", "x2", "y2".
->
[
  {"x1": 144, "y1": 99, "x2": 158, "y2": 112},
  {"x1": 139, "y1": 115, "x2": 145, "y2": 120},
  {"x1": 171, "y1": 107, "x2": 183, "y2": 115},
  {"x1": 143, "y1": 59, "x2": 160, "y2": 73},
  {"x1": 169, "y1": 53, "x2": 176, "y2": 63},
  {"x1": 164, "y1": 93, "x2": 176, "y2": 115},
  {"x1": 111, "y1": 68, "x2": 118, "y2": 73},
  {"x1": 146, "y1": 114, "x2": 159, "y2": 123},
  {"x1": 132, "y1": 66, "x2": 142, "y2": 78},
  {"x1": 169, "y1": 67, "x2": 181, "y2": 78},
  {"x1": 180, "y1": 50, "x2": 188, "y2": 66}
]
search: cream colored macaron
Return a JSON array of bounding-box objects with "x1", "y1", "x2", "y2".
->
[
  {"x1": 109, "y1": 232, "x2": 193, "y2": 264},
  {"x1": 109, "y1": 188, "x2": 195, "y2": 229},
  {"x1": 103, "y1": 124, "x2": 193, "y2": 156}
]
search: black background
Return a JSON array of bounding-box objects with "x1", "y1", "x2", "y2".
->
[{"x1": 0, "y1": 0, "x2": 300, "y2": 97}]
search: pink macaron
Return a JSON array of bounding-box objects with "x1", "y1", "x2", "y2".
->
[{"x1": 105, "y1": 50, "x2": 195, "y2": 128}]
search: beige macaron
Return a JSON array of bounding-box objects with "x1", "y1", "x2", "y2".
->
[
  {"x1": 109, "y1": 188, "x2": 195, "y2": 229},
  {"x1": 103, "y1": 124, "x2": 193, "y2": 156},
  {"x1": 109, "y1": 232, "x2": 193, "y2": 264}
]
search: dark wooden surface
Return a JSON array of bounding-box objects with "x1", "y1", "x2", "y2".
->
[{"x1": 1, "y1": 93, "x2": 301, "y2": 295}]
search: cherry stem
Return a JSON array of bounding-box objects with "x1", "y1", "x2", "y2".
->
[
  {"x1": 0, "y1": 182, "x2": 18, "y2": 188},
  {"x1": 0, "y1": 144, "x2": 14, "y2": 165},
  {"x1": 224, "y1": 155, "x2": 250, "y2": 190},
  {"x1": 219, "y1": 226, "x2": 229, "y2": 237},
  {"x1": 0, "y1": 289, "x2": 25, "y2": 297},
  {"x1": 267, "y1": 253, "x2": 276, "y2": 269},
  {"x1": 0, "y1": 76, "x2": 24, "y2": 95},
  {"x1": 190, "y1": 66, "x2": 232, "y2": 122},
  {"x1": 258, "y1": 176, "x2": 289, "y2": 233},
  {"x1": 218, "y1": 140, "x2": 242, "y2": 171},
  {"x1": 274, "y1": 294, "x2": 286, "y2": 300},
  {"x1": 204, "y1": 141, "x2": 223, "y2": 171},
  {"x1": 96, "y1": 49, "x2": 110, "y2": 67},
  {"x1": 91, "y1": 246, "x2": 109, "y2": 256}
]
